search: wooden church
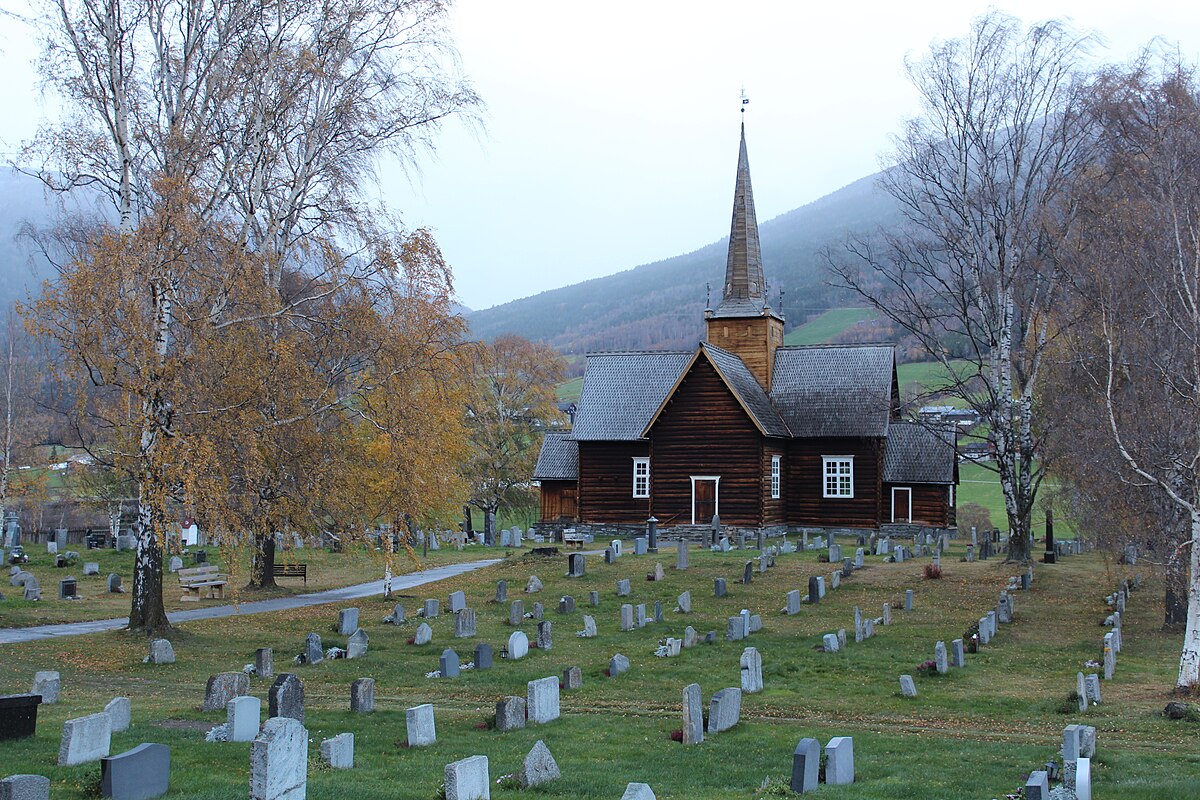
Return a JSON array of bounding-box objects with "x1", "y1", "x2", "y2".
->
[{"x1": 534, "y1": 125, "x2": 957, "y2": 536}]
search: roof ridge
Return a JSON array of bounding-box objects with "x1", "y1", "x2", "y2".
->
[
  {"x1": 776, "y1": 342, "x2": 896, "y2": 351},
  {"x1": 586, "y1": 349, "x2": 694, "y2": 356}
]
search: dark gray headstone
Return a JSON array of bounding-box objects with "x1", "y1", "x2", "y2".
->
[
  {"x1": 474, "y1": 643, "x2": 493, "y2": 670},
  {"x1": 440, "y1": 649, "x2": 460, "y2": 678},
  {"x1": 350, "y1": 678, "x2": 374, "y2": 713},
  {"x1": 100, "y1": 743, "x2": 170, "y2": 800},
  {"x1": 808, "y1": 576, "x2": 820, "y2": 604},
  {"x1": 714, "y1": 578, "x2": 727, "y2": 598},
  {"x1": 268, "y1": 674, "x2": 304, "y2": 723},
  {"x1": 255, "y1": 648, "x2": 273, "y2": 678}
]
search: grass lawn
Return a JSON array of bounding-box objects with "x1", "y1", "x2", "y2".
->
[
  {"x1": 783, "y1": 308, "x2": 879, "y2": 346},
  {"x1": 555, "y1": 376, "x2": 583, "y2": 403},
  {"x1": 2, "y1": 532, "x2": 1194, "y2": 798},
  {"x1": 0, "y1": 544, "x2": 500, "y2": 629}
]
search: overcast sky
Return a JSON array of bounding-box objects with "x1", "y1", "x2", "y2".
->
[{"x1": 1, "y1": 1, "x2": 1198, "y2": 311}]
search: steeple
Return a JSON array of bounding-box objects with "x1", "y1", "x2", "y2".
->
[{"x1": 711, "y1": 122, "x2": 779, "y2": 321}]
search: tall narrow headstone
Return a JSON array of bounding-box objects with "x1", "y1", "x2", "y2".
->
[
  {"x1": 790, "y1": 738, "x2": 820, "y2": 793},
  {"x1": 681, "y1": 683, "x2": 704, "y2": 745},
  {"x1": 268, "y1": 674, "x2": 304, "y2": 723},
  {"x1": 256, "y1": 648, "x2": 274, "y2": 678},
  {"x1": 676, "y1": 541, "x2": 689, "y2": 570},
  {"x1": 714, "y1": 578, "x2": 727, "y2": 597},
  {"x1": 250, "y1": 717, "x2": 307, "y2": 800},
  {"x1": 739, "y1": 647, "x2": 763, "y2": 693},
  {"x1": 825, "y1": 736, "x2": 854, "y2": 785},
  {"x1": 905, "y1": 589, "x2": 914, "y2": 611},
  {"x1": 934, "y1": 641, "x2": 948, "y2": 674}
]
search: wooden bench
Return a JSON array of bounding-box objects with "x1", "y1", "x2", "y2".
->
[
  {"x1": 272, "y1": 563, "x2": 308, "y2": 584},
  {"x1": 561, "y1": 530, "x2": 586, "y2": 549},
  {"x1": 178, "y1": 565, "x2": 228, "y2": 602}
]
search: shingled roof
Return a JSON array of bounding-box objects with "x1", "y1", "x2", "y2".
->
[
  {"x1": 698, "y1": 344, "x2": 790, "y2": 437},
  {"x1": 571, "y1": 351, "x2": 692, "y2": 441},
  {"x1": 769, "y1": 345, "x2": 896, "y2": 437},
  {"x1": 533, "y1": 432, "x2": 579, "y2": 480},
  {"x1": 883, "y1": 422, "x2": 957, "y2": 484}
]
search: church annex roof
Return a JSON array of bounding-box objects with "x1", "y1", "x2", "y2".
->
[
  {"x1": 533, "y1": 432, "x2": 579, "y2": 480},
  {"x1": 883, "y1": 422, "x2": 957, "y2": 484},
  {"x1": 769, "y1": 344, "x2": 896, "y2": 437},
  {"x1": 570, "y1": 351, "x2": 693, "y2": 441}
]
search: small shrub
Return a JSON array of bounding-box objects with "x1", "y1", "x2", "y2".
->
[
  {"x1": 923, "y1": 564, "x2": 942, "y2": 579},
  {"x1": 1055, "y1": 693, "x2": 1083, "y2": 715}
]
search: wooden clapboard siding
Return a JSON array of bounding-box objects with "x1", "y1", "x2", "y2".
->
[
  {"x1": 786, "y1": 437, "x2": 884, "y2": 528},
  {"x1": 578, "y1": 441, "x2": 650, "y2": 524},
  {"x1": 704, "y1": 316, "x2": 785, "y2": 390},
  {"x1": 648, "y1": 354, "x2": 770, "y2": 526},
  {"x1": 539, "y1": 480, "x2": 578, "y2": 523},
  {"x1": 761, "y1": 443, "x2": 786, "y2": 525},
  {"x1": 883, "y1": 483, "x2": 953, "y2": 527}
]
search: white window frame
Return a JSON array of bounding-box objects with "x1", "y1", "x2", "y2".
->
[
  {"x1": 770, "y1": 455, "x2": 781, "y2": 499},
  {"x1": 822, "y1": 456, "x2": 854, "y2": 499},
  {"x1": 632, "y1": 457, "x2": 650, "y2": 498},
  {"x1": 689, "y1": 475, "x2": 721, "y2": 524},
  {"x1": 891, "y1": 486, "x2": 912, "y2": 523},
  {"x1": 949, "y1": 484, "x2": 955, "y2": 507}
]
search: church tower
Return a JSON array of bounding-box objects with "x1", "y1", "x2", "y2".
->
[{"x1": 705, "y1": 123, "x2": 785, "y2": 390}]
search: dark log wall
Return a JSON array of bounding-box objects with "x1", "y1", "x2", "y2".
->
[
  {"x1": 882, "y1": 483, "x2": 953, "y2": 527},
  {"x1": 648, "y1": 355, "x2": 769, "y2": 526},
  {"x1": 577, "y1": 441, "x2": 651, "y2": 524},
  {"x1": 539, "y1": 480, "x2": 578, "y2": 523},
  {"x1": 785, "y1": 437, "x2": 883, "y2": 528}
]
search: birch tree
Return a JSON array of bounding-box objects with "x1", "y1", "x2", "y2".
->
[
  {"x1": 830, "y1": 11, "x2": 1094, "y2": 561},
  {"x1": 1053, "y1": 55, "x2": 1200, "y2": 688}
]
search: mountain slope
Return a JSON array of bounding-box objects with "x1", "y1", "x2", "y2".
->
[{"x1": 467, "y1": 171, "x2": 899, "y2": 354}]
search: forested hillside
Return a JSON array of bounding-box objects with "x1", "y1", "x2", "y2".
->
[{"x1": 467, "y1": 171, "x2": 899, "y2": 355}]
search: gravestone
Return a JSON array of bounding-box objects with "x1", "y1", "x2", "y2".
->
[
  {"x1": 507, "y1": 631, "x2": 529, "y2": 659},
  {"x1": 519, "y1": 740, "x2": 560, "y2": 789},
  {"x1": 785, "y1": 589, "x2": 801, "y2": 615},
  {"x1": 413, "y1": 623, "x2": 432, "y2": 645},
  {"x1": 58, "y1": 711, "x2": 112, "y2": 766},
  {"x1": 863, "y1": 618, "x2": 874, "y2": 639},
  {"x1": 905, "y1": 589, "x2": 914, "y2": 611},
  {"x1": 350, "y1": 678, "x2": 375, "y2": 713},
  {"x1": 634, "y1": 537, "x2": 648, "y2": 555},
  {"x1": 580, "y1": 615, "x2": 597, "y2": 637},
  {"x1": 676, "y1": 541, "x2": 689, "y2": 570},
  {"x1": 1076, "y1": 758, "x2": 1092, "y2": 800},
  {"x1": 837, "y1": 628, "x2": 847, "y2": 649},
  {"x1": 978, "y1": 616, "x2": 991, "y2": 645},
  {"x1": 635, "y1": 604, "x2": 647, "y2": 628},
  {"x1": 742, "y1": 560, "x2": 753, "y2": 585},
  {"x1": 406, "y1": 704, "x2": 436, "y2": 746},
  {"x1": 706, "y1": 687, "x2": 742, "y2": 734},
  {"x1": 319, "y1": 733, "x2": 353, "y2": 770},
  {"x1": 683, "y1": 626, "x2": 698, "y2": 648},
  {"x1": 1085, "y1": 674, "x2": 1102, "y2": 704},
  {"x1": 250, "y1": 717, "x2": 307, "y2": 800},
  {"x1": 681, "y1": 683, "x2": 704, "y2": 744},
  {"x1": 726, "y1": 617, "x2": 744, "y2": 642},
  {"x1": 883, "y1": 603, "x2": 892, "y2": 625},
  {"x1": 141, "y1": 637, "x2": 175, "y2": 666},
  {"x1": 168, "y1": 556, "x2": 183, "y2": 573},
  {"x1": 525, "y1": 575, "x2": 543, "y2": 593},
  {"x1": 825, "y1": 736, "x2": 854, "y2": 785},
  {"x1": 714, "y1": 578, "x2": 727, "y2": 597},
  {"x1": 444, "y1": 755, "x2": 489, "y2": 800},
  {"x1": 1025, "y1": 771, "x2": 1050, "y2": 800},
  {"x1": 228, "y1": 696, "x2": 261, "y2": 742},
  {"x1": 104, "y1": 697, "x2": 131, "y2": 733},
  {"x1": 652, "y1": 562, "x2": 665, "y2": 582},
  {"x1": 422, "y1": 599, "x2": 440, "y2": 619},
  {"x1": 346, "y1": 629, "x2": 368, "y2": 659},
  {"x1": 740, "y1": 647, "x2": 763, "y2": 693},
  {"x1": 1076, "y1": 672, "x2": 1088, "y2": 712},
  {"x1": 268, "y1": 674, "x2": 304, "y2": 723},
  {"x1": 448, "y1": 591, "x2": 467, "y2": 613},
  {"x1": 808, "y1": 576, "x2": 820, "y2": 604},
  {"x1": 791, "y1": 737, "x2": 820, "y2": 793},
  {"x1": 100, "y1": 742, "x2": 170, "y2": 800},
  {"x1": 677, "y1": 591, "x2": 692, "y2": 613},
  {"x1": 611, "y1": 540, "x2": 623, "y2": 557},
  {"x1": 337, "y1": 608, "x2": 359, "y2": 635},
  {"x1": 536, "y1": 621, "x2": 553, "y2": 650},
  {"x1": 616, "y1": 578, "x2": 631, "y2": 596},
  {"x1": 621, "y1": 784, "x2": 656, "y2": 800},
  {"x1": 108, "y1": 574, "x2": 123, "y2": 592},
  {"x1": 454, "y1": 608, "x2": 477, "y2": 638},
  {"x1": 304, "y1": 634, "x2": 324, "y2": 665},
  {"x1": 562, "y1": 666, "x2": 582, "y2": 690},
  {"x1": 567, "y1": 553, "x2": 585, "y2": 577},
  {"x1": 58, "y1": 576, "x2": 78, "y2": 600},
  {"x1": 822, "y1": 633, "x2": 839, "y2": 652},
  {"x1": 204, "y1": 672, "x2": 250, "y2": 712},
  {"x1": 604, "y1": 547, "x2": 615, "y2": 564},
  {"x1": 934, "y1": 641, "x2": 948, "y2": 674},
  {"x1": 21, "y1": 575, "x2": 40, "y2": 600},
  {"x1": 855, "y1": 607, "x2": 864, "y2": 642},
  {"x1": 620, "y1": 604, "x2": 634, "y2": 631},
  {"x1": 474, "y1": 643, "x2": 493, "y2": 670},
  {"x1": 495, "y1": 580, "x2": 507, "y2": 603},
  {"x1": 830, "y1": 571, "x2": 841, "y2": 589},
  {"x1": 952, "y1": 639, "x2": 965, "y2": 668},
  {"x1": 609, "y1": 653, "x2": 630, "y2": 676},
  {"x1": 589, "y1": 590, "x2": 599, "y2": 606},
  {"x1": 440, "y1": 649, "x2": 460, "y2": 678},
  {"x1": 854, "y1": 548, "x2": 865, "y2": 568},
  {"x1": 256, "y1": 648, "x2": 273, "y2": 678},
  {"x1": 527, "y1": 676, "x2": 560, "y2": 724},
  {"x1": 509, "y1": 600, "x2": 524, "y2": 626},
  {"x1": 816, "y1": 576, "x2": 827, "y2": 598},
  {"x1": 495, "y1": 697, "x2": 525, "y2": 731},
  {"x1": 0, "y1": 775, "x2": 50, "y2": 800},
  {"x1": 899, "y1": 675, "x2": 917, "y2": 697}
]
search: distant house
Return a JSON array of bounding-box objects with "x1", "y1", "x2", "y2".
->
[{"x1": 533, "y1": 125, "x2": 957, "y2": 536}]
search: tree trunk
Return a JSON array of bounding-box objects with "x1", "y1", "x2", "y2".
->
[
  {"x1": 127, "y1": 484, "x2": 170, "y2": 634},
  {"x1": 1177, "y1": 513, "x2": 1200, "y2": 688},
  {"x1": 1166, "y1": 538, "x2": 1188, "y2": 627},
  {"x1": 463, "y1": 505, "x2": 473, "y2": 534},
  {"x1": 250, "y1": 532, "x2": 278, "y2": 589}
]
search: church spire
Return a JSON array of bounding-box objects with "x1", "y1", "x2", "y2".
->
[{"x1": 712, "y1": 122, "x2": 777, "y2": 319}]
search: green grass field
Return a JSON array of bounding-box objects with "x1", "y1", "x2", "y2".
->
[
  {"x1": 555, "y1": 376, "x2": 583, "y2": 403},
  {"x1": 2, "y1": 508, "x2": 1194, "y2": 797},
  {"x1": 783, "y1": 307, "x2": 879, "y2": 346}
]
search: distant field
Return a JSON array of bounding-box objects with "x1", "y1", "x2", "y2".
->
[
  {"x1": 897, "y1": 359, "x2": 974, "y2": 396},
  {"x1": 556, "y1": 376, "x2": 583, "y2": 403},
  {"x1": 783, "y1": 307, "x2": 878, "y2": 346}
]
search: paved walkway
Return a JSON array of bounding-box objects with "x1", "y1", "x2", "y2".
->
[{"x1": 0, "y1": 558, "x2": 501, "y2": 645}]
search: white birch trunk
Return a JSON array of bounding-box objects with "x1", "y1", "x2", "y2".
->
[{"x1": 1179, "y1": 511, "x2": 1200, "y2": 687}]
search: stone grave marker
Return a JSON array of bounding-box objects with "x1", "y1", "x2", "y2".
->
[
  {"x1": 707, "y1": 687, "x2": 742, "y2": 734},
  {"x1": 682, "y1": 683, "x2": 704, "y2": 744},
  {"x1": 527, "y1": 676, "x2": 560, "y2": 724},
  {"x1": 108, "y1": 573, "x2": 123, "y2": 593},
  {"x1": 740, "y1": 647, "x2": 763, "y2": 693},
  {"x1": 791, "y1": 737, "x2": 820, "y2": 793},
  {"x1": 714, "y1": 578, "x2": 727, "y2": 598},
  {"x1": 620, "y1": 604, "x2": 634, "y2": 631},
  {"x1": 204, "y1": 672, "x2": 249, "y2": 711},
  {"x1": 635, "y1": 604, "x2": 648, "y2": 628},
  {"x1": 250, "y1": 716, "x2": 307, "y2": 800},
  {"x1": 883, "y1": 603, "x2": 892, "y2": 625},
  {"x1": 822, "y1": 633, "x2": 839, "y2": 652},
  {"x1": 683, "y1": 626, "x2": 698, "y2": 648},
  {"x1": 677, "y1": 591, "x2": 692, "y2": 613},
  {"x1": 350, "y1": 678, "x2": 374, "y2": 713},
  {"x1": 952, "y1": 639, "x2": 965, "y2": 668},
  {"x1": 337, "y1": 608, "x2": 359, "y2": 635},
  {"x1": 525, "y1": 575, "x2": 543, "y2": 593},
  {"x1": 268, "y1": 674, "x2": 304, "y2": 723},
  {"x1": 825, "y1": 736, "x2": 854, "y2": 785},
  {"x1": 726, "y1": 617, "x2": 744, "y2": 642},
  {"x1": 519, "y1": 740, "x2": 560, "y2": 789},
  {"x1": 496, "y1": 696, "x2": 525, "y2": 731},
  {"x1": 495, "y1": 580, "x2": 507, "y2": 603},
  {"x1": 742, "y1": 561, "x2": 753, "y2": 585},
  {"x1": 474, "y1": 643, "x2": 493, "y2": 670},
  {"x1": 507, "y1": 631, "x2": 529, "y2": 660},
  {"x1": 616, "y1": 578, "x2": 631, "y2": 597},
  {"x1": 454, "y1": 608, "x2": 477, "y2": 638},
  {"x1": 509, "y1": 600, "x2": 524, "y2": 626},
  {"x1": 837, "y1": 628, "x2": 847, "y2": 649},
  {"x1": 406, "y1": 704, "x2": 436, "y2": 746},
  {"x1": 146, "y1": 639, "x2": 175, "y2": 665},
  {"x1": 448, "y1": 591, "x2": 467, "y2": 613},
  {"x1": 440, "y1": 649, "x2": 460, "y2": 678},
  {"x1": 567, "y1": 553, "x2": 585, "y2": 577},
  {"x1": 0, "y1": 776, "x2": 50, "y2": 800},
  {"x1": 100, "y1": 742, "x2": 170, "y2": 800},
  {"x1": 609, "y1": 653, "x2": 630, "y2": 677},
  {"x1": 1077, "y1": 758, "x2": 1092, "y2": 800},
  {"x1": 604, "y1": 547, "x2": 615, "y2": 564},
  {"x1": 562, "y1": 666, "x2": 582, "y2": 690},
  {"x1": 1025, "y1": 770, "x2": 1049, "y2": 800},
  {"x1": 580, "y1": 615, "x2": 597, "y2": 637},
  {"x1": 808, "y1": 576, "x2": 820, "y2": 604},
  {"x1": 444, "y1": 755, "x2": 489, "y2": 800},
  {"x1": 413, "y1": 623, "x2": 432, "y2": 646},
  {"x1": 536, "y1": 621, "x2": 553, "y2": 650},
  {"x1": 531, "y1": 601, "x2": 544, "y2": 620},
  {"x1": 621, "y1": 784, "x2": 656, "y2": 800},
  {"x1": 934, "y1": 641, "x2": 948, "y2": 674},
  {"x1": 256, "y1": 648, "x2": 273, "y2": 678},
  {"x1": 905, "y1": 589, "x2": 914, "y2": 611},
  {"x1": 104, "y1": 697, "x2": 130, "y2": 733},
  {"x1": 319, "y1": 733, "x2": 353, "y2": 770},
  {"x1": 229, "y1": 696, "x2": 261, "y2": 742},
  {"x1": 58, "y1": 711, "x2": 112, "y2": 766},
  {"x1": 654, "y1": 600, "x2": 664, "y2": 623},
  {"x1": 589, "y1": 590, "x2": 599, "y2": 606},
  {"x1": 422, "y1": 599, "x2": 440, "y2": 619},
  {"x1": 676, "y1": 541, "x2": 689, "y2": 570},
  {"x1": 304, "y1": 634, "x2": 324, "y2": 665},
  {"x1": 346, "y1": 629, "x2": 368, "y2": 659},
  {"x1": 785, "y1": 590, "x2": 801, "y2": 615},
  {"x1": 899, "y1": 675, "x2": 917, "y2": 697}
]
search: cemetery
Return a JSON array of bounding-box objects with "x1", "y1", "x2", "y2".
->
[{"x1": 1, "y1": 527, "x2": 1196, "y2": 798}]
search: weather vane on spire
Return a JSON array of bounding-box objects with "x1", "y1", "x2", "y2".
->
[{"x1": 740, "y1": 87, "x2": 749, "y2": 116}]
